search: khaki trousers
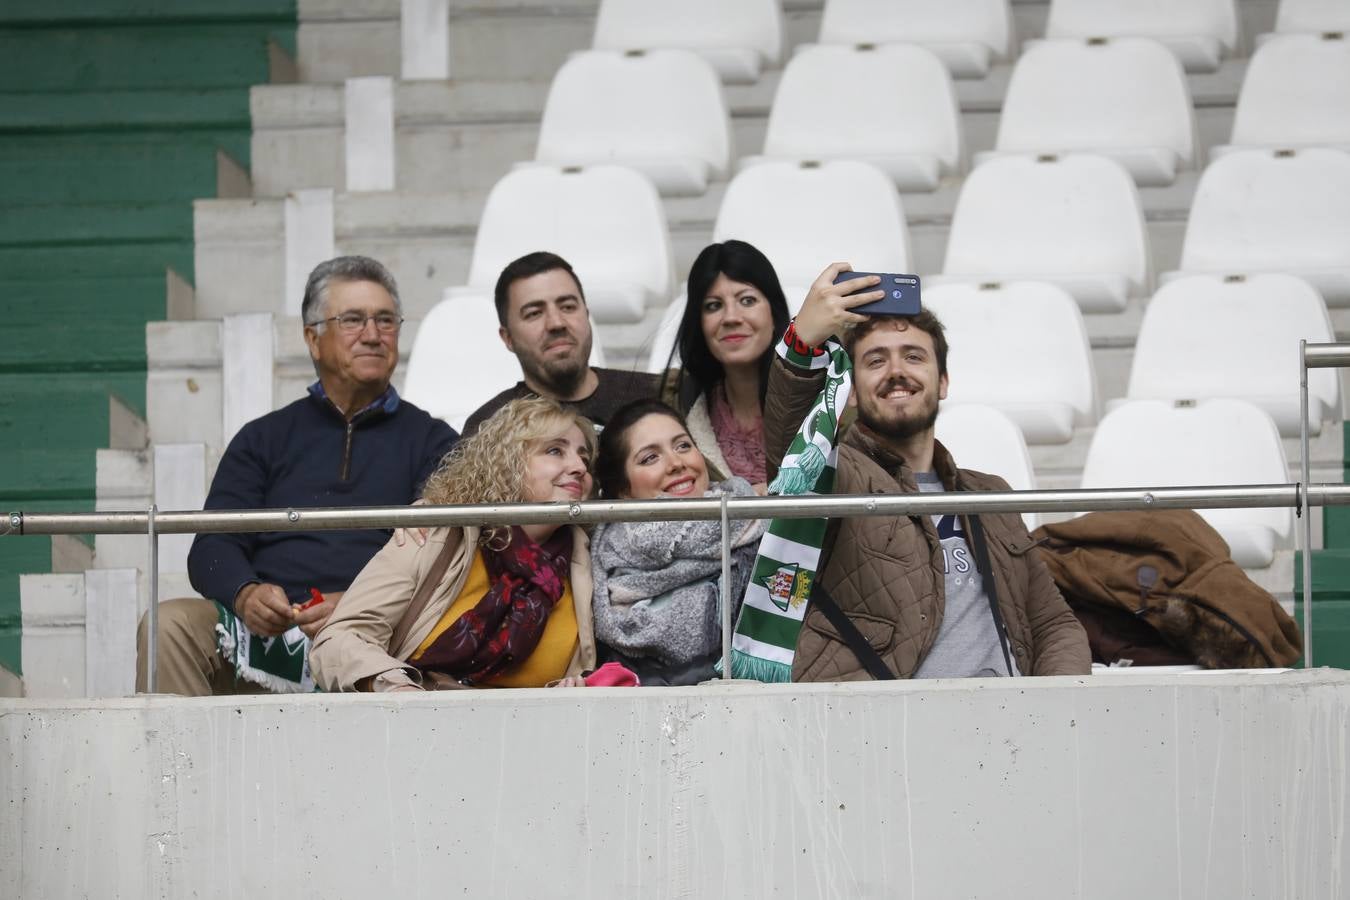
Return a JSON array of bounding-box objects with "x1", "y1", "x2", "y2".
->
[{"x1": 135, "y1": 597, "x2": 272, "y2": 696}]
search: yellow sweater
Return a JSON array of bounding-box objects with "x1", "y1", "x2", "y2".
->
[{"x1": 410, "y1": 549, "x2": 578, "y2": 687}]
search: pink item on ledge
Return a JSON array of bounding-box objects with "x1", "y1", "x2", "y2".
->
[{"x1": 584, "y1": 661, "x2": 641, "y2": 687}]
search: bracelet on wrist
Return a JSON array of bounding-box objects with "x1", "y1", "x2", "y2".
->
[{"x1": 783, "y1": 320, "x2": 824, "y2": 358}]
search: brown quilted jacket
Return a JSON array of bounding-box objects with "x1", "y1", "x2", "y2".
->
[{"x1": 765, "y1": 357, "x2": 1091, "y2": 681}]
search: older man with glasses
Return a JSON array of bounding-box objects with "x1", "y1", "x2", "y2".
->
[{"x1": 136, "y1": 255, "x2": 458, "y2": 695}]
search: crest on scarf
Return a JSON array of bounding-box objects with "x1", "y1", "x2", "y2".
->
[{"x1": 762, "y1": 563, "x2": 813, "y2": 612}]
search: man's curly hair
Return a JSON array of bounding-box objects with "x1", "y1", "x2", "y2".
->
[{"x1": 420, "y1": 397, "x2": 596, "y2": 546}]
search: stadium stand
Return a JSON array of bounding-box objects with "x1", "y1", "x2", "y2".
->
[
  {"x1": 591, "y1": 0, "x2": 784, "y2": 84},
  {"x1": 12, "y1": 0, "x2": 1350, "y2": 694},
  {"x1": 533, "y1": 49, "x2": 731, "y2": 195},
  {"x1": 454, "y1": 164, "x2": 673, "y2": 323},
  {"x1": 1081, "y1": 399, "x2": 1293, "y2": 568},
  {"x1": 934, "y1": 153, "x2": 1151, "y2": 313},
  {"x1": 981, "y1": 37, "x2": 1198, "y2": 186},
  {"x1": 644, "y1": 293, "x2": 687, "y2": 374},
  {"x1": 1166, "y1": 148, "x2": 1350, "y2": 305},
  {"x1": 1124, "y1": 273, "x2": 1339, "y2": 437},
  {"x1": 924, "y1": 281, "x2": 1098, "y2": 445},
  {"x1": 744, "y1": 43, "x2": 963, "y2": 191},
  {"x1": 816, "y1": 0, "x2": 1016, "y2": 78},
  {"x1": 1225, "y1": 33, "x2": 1350, "y2": 152},
  {"x1": 712, "y1": 159, "x2": 912, "y2": 312},
  {"x1": 1044, "y1": 0, "x2": 1242, "y2": 72},
  {"x1": 935, "y1": 403, "x2": 1041, "y2": 530}
]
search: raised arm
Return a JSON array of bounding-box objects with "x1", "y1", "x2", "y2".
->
[{"x1": 763, "y1": 263, "x2": 883, "y2": 478}]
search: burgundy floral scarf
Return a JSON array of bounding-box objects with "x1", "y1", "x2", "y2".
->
[{"x1": 413, "y1": 526, "x2": 573, "y2": 684}]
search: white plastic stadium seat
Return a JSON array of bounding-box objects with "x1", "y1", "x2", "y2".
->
[
  {"x1": 746, "y1": 44, "x2": 963, "y2": 192},
  {"x1": 1044, "y1": 0, "x2": 1240, "y2": 72},
  {"x1": 1275, "y1": 0, "x2": 1350, "y2": 34},
  {"x1": 712, "y1": 160, "x2": 912, "y2": 314},
  {"x1": 817, "y1": 0, "x2": 1015, "y2": 78},
  {"x1": 935, "y1": 154, "x2": 1150, "y2": 313},
  {"x1": 1225, "y1": 34, "x2": 1350, "y2": 153},
  {"x1": 1080, "y1": 399, "x2": 1292, "y2": 568},
  {"x1": 1123, "y1": 274, "x2": 1339, "y2": 437},
  {"x1": 935, "y1": 404, "x2": 1041, "y2": 530},
  {"x1": 534, "y1": 50, "x2": 731, "y2": 195},
  {"x1": 1165, "y1": 148, "x2": 1350, "y2": 306},
  {"x1": 591, "y1": 0, "x2": 783, "y2": 83},
  {"x1": 925, "y1": 281, "x2": 1097, "y2": 444},
  {"x1": 981, "y1": 38, "x2": 1197, "y2": 187},
  {"x1": 456, "y1": 165, "x2": 673, "y2": 324},
  {"x1": 404, "y1": 288, "x2": 606, "y2": 433},
  {"x1": 644, "y1": 292, "x2": 686, "y2": 374}
]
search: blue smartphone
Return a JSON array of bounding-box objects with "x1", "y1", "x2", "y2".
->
[{"x1": 834, "y1": 271, "x2": 922, "y2": 316}]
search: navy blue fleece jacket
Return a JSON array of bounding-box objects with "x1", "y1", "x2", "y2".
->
[{"x1": 187, "y1": 385, "x2": 458, "y2": 613}]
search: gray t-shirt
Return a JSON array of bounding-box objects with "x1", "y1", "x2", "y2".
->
[{"x1": 910, "y1": 472, "x2": 1018, "y2": 679}]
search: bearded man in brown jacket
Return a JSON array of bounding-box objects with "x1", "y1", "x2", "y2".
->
[{"x1": 765, "y1": 264, "x2": 1090, "y2": 681}]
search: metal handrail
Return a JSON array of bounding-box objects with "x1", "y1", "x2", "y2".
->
[
  {"x1": 7, "y1": 484, "x2": 1347, "y2": 536},
  {"x1": 8, "y1": 482, "x2": 1349, "y2": 688}
]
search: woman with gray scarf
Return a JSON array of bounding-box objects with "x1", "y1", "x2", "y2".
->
[{"x1": 591, "y1": 400, "x2": 765, "y2": 685}]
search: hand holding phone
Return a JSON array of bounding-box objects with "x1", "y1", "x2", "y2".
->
[{"x1": 833, "y1": 271, "x2": 921, "y2": 316}]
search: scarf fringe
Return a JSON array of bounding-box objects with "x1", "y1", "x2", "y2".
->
[
  {"x1": 728, "y1": 650, "x2": 792, "y2": 683},
  {"x1": 215, "y1": 622, "x2": 312, "y2": 694}
]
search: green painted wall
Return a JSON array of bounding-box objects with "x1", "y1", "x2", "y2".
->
[{"x1": 0, "y1": 0, "x2": 296, "y2": 676}]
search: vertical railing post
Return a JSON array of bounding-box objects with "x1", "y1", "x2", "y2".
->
[
  {"x1": 1299, "y1": 340, "x2": 1313, "y2": 667},
  {"x1": 146, "y1": 504, "x2": 160, "y2": 693},
  {"x1": 720, "y1": 491, "x2": 732, "y2": 679}
]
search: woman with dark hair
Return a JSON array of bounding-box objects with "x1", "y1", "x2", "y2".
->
[
  {"x1": 660, "y1": 239, "x2": 791, "y2": 492},
  {"x1": 589, "y1": 398, "x2": 764, "y2": 686}
]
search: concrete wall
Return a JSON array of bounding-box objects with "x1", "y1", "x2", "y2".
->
[{"x1": 2, "y1": 671, "x2": 1346, "y2": 898}]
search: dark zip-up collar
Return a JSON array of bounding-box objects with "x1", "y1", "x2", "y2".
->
[{"x1": 307, "y1": 382, "x2": 401, "y2": 481}]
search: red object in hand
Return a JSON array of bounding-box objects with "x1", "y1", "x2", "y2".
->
[{"x1": 295, "y1": 587, "x2": 325, "y2": 612}]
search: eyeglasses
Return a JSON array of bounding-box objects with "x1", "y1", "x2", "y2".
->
[{"x1": 308, "y1": 312, "x2": 404, "y2": 334}]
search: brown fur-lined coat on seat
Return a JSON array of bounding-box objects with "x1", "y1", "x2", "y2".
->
[{"x1": 1032, "y1": 510, "x2": 1303, "y2": 669}]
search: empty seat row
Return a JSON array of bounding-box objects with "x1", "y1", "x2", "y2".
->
[
  {"x1": 591, "y1": 0, "x2": 1343, "y2": 87},
  {"x1": 453, "y1": 146, "x2": 1350, "y2": 337},
  {"x1": 591, "y1": 0, "x2": 1328, "y2": 82},
  {"x1": 535, "y1": 34, "x2": 1349, "y2": 199}
]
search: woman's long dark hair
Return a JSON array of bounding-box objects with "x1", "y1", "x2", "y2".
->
[{"x1": 660, "y1": 240, "x2": 791, "y2": 412}]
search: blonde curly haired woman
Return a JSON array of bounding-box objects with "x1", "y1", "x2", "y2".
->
[{"x1": 310, "y1": 397, "x2": 599, "y2": 691}]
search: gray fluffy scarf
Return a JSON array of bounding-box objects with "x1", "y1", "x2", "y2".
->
[{"x1": 590, "y1": 477, "x2": 765, "y2": 666}]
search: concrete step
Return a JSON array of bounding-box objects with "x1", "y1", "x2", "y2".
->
[
  {"x1": 0, "y1": 22, "x2": 286, "y2": 93},
  {"x1": 0, "y1": 136, "x2": 250, "y2": 205},
  {"x1": 17, "y1": 566, "x2": 151, "y2": 699},
  {"x1": 0, "y1": 0, "x2": 295, "y2": 27}
]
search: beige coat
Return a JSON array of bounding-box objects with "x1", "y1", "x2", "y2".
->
[
  {"x1": 764, "y1": 357, "x2": 1091, "y2": 681},
  {"x1": 309, "y1": 525, "x2": 597, "y2": 691}
]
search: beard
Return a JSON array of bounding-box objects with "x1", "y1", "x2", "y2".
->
[
  {"x1": 855, "y1": 377, "x2": 940, "y2": 441},
  {"x1": 518, "y1": 328, "x2": 592, "y2": 397}
]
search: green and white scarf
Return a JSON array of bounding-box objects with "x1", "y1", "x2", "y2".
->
[
  {"x1": 215, "y1": 606, "x2": 315, "y2": 693},
  {"x1": 727, "y1": 333, "x2": 852, "y2": 682}
]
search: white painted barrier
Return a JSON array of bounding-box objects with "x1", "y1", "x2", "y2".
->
[{"x1": 3, "y1": 671, "x2": 1347, "y2": 898}]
